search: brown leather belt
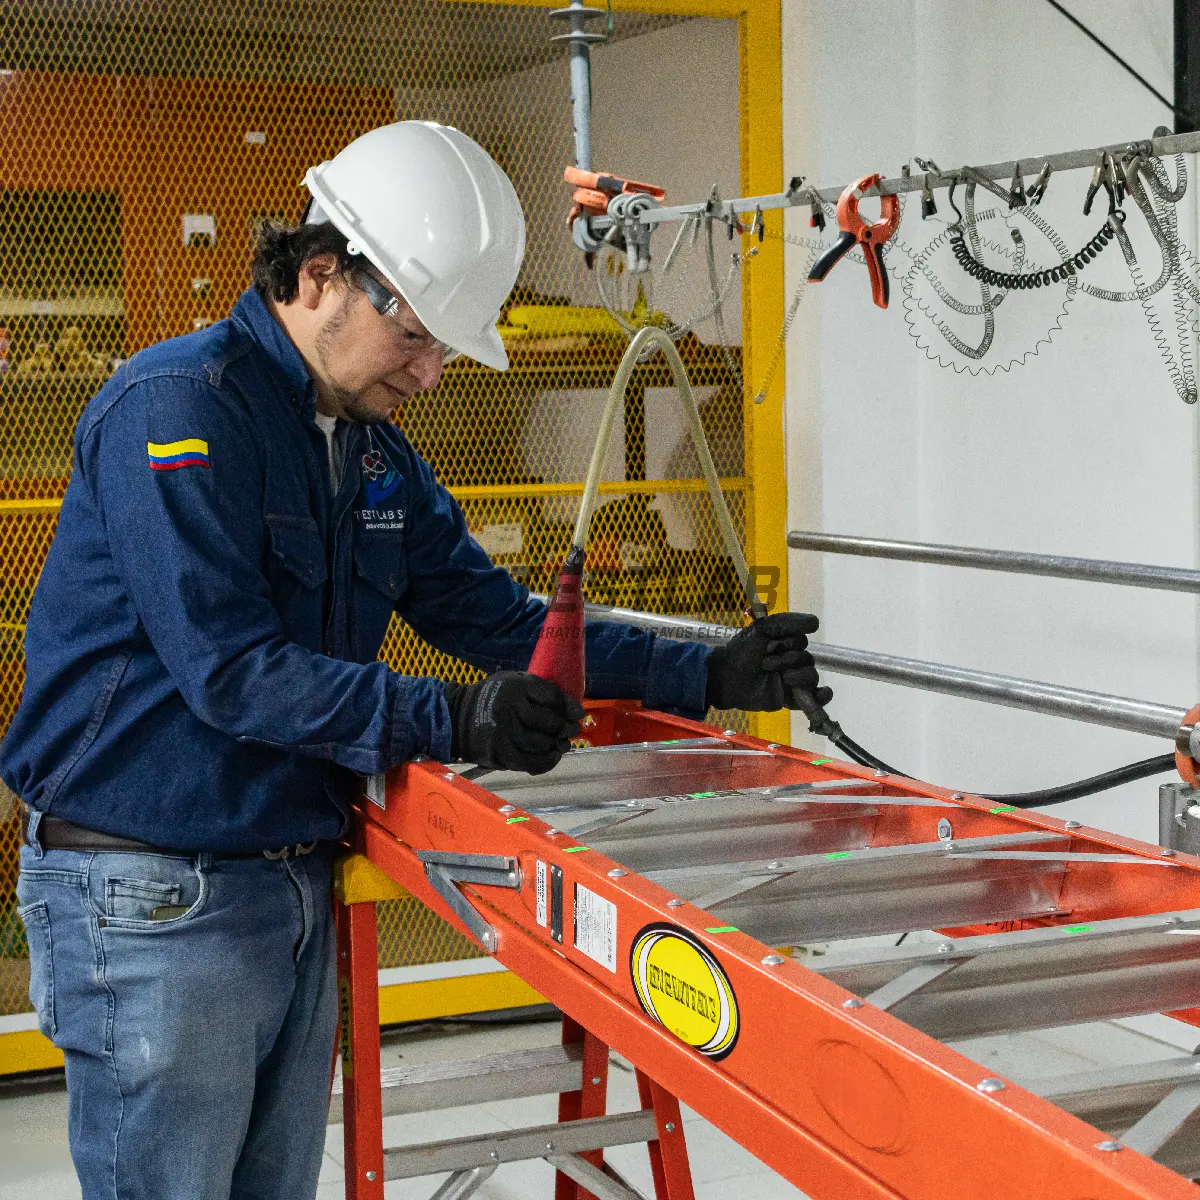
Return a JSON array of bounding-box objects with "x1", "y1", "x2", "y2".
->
[{"x1": 20, "y1": 807, "x2": 324, "y2": 861}]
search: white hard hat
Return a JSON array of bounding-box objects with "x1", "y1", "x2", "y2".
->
[{"x1": 303, "y1": 121, "x2": 526, "y2": 370}]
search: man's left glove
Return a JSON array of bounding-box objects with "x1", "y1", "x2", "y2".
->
[{"x1": 705, "y1": 612, "x2": 833, "y2": 712}]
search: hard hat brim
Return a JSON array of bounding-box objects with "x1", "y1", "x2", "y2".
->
[{"x1": 450, "y1": 324, "x2": 509, "y2": 372}]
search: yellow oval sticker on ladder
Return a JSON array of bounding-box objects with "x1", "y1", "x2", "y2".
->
[{"x1": 630, "y1": 924, "x2": 739, "y2": 1061}]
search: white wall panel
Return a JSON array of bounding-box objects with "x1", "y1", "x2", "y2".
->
[{"x1": 784, "y1": 0, "x2": 1196, "y2": 843}]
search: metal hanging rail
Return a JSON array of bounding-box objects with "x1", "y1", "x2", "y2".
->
[
  {"x1": 571, "y1": 600, "x2": 1190, "y2": 746},
  {"x1": 788, "y1": 531, "x2": 1200, "y2": 594},
  {"x1": 638, "y1": 128, "x2": 1200, "y2": 228}
]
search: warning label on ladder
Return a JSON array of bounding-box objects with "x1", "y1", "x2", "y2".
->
[
  {"x1": 536, "y1": 861, "x2": 548, "y2": 928},
  {"x1": 573, "y1": 883, "x2": 618, "y2": 972}
]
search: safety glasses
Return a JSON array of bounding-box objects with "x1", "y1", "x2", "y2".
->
[{"x1": 352, "y1": 267, "x2": 460, "y2": 364}]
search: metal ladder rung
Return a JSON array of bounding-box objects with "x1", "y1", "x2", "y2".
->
[
  {"x1": 481, "y1": 743, "x2": 787, "y2": 808},
  {"x1": 1029, "y1": 1055, "x2": 1200, "y2": 1171},
  {"x1": 813, "y1": 908, "x2": 1200, "y2": 1040},
  {"x1": 382, "y1": 1111, "x2": 658, "y2": 1182},
  {"x1": 328, "y1": 1043, "x2": 583, "y2": 1124},
  {"x1": 649, "y1": 831, "x2": 1070, "y2": 944}
]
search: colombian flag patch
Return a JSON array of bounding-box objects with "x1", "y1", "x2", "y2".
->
[{"x1": 147, "y1": 439, "x2": 210, "y2": 471}]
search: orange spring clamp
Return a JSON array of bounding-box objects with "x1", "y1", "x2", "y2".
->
[
  {"x1": 565, "y1": 165, "x2": 666, "y2": 227},
  {"x1": 806, "y1": 172, "x2": 901, "y2": 308},
  {"x1": 1177, "y1": 703, "x2": 1200, "y2": 786}
]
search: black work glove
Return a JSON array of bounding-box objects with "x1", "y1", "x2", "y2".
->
[
  {"x1": 705, "y1": 612, "x2": 834, "y2": 712},
  {"x1": 444, "y1": 671, "x2": 585, "y2": 775}
]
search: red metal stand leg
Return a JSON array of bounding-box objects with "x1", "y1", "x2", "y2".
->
[
  {"x1": 336, "y1": 898, "x2": 385, "y2": 1200},
  {"x1": 555, "y1": 1015, "x2": 611, "y2": 1200},
  {"x1": 637, "y1": 1069, "x2": 696, "y2": 1200}
]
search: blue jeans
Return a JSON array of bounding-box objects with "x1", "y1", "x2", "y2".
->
[{"x1": 17, "y1": 812, "x2": 338, "y2": 1200}]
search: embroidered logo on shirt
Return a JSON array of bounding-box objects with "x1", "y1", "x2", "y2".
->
[
  {"x1": 147, "y1": 439, "x2": 211, "y2": 471},
  {"x1": 361, "y1": 450, "x2": 403, "y2": 509}
]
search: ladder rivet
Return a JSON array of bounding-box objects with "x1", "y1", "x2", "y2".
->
[
  {"x1": 1064, "y1": 819, "x2": 1082, "y2": 829},
  {"x1": 951, "y1": 793, "x2": 964, "y2": 801},
  {"x1": 1096, "y1": 1139, "x2": 1122, "y2": 1152},
  {"x1": 665, "y1": 1122, "x2": 676, "y2": 1132},
  {"x1": 976, "y1": 1078, "x2": 1005, "y2": 1093},
  {"x1": 943, "y1": 842, "x2": 956, "y2": 853},
  {"x1": 768, "y1": 861, "x2": 785, "y2": 870},
  {"x1": 366, "y1": 1171, "x2": 377, "y2": 1181},
  {"x1": 1162, "y1": 848, "x2": 1177, "y2": 857},
  {"x1": 938, "y1": 943, "x2": 953, "y2": 953},
  {"x1": 608, "y1": 868, "x2": 627, "y2": 877},
  {"x1": 667, "y1": 899, "x2": 684, "y2": 907},
  {"x1": 444, "y1": 772, "x2": 455, "y2": 780},
  {"x1": 874, "y1": 769, "x2": 887, "y2": 777},
  {"x1": 843, "y1": 997, "x2": 863, "y2": 1009},
  {"x1": 767, "y1": 743, "x2": 780, "y2": 750},
  {"x1": 546, "y1": 1142, "x2": 554, "y2": 1152},
  {"x1": 723, "y1": 729, "x2": 737, "y2": 737},
  {"x1": 490, "y1": 1151, "x2": 499, "y2": 1160},
  {"x1": 592, "y1": 1076, "x2": 602, "y2": 1085},
  {"x1": 546, "y1": 829, "x2": 559, "y2": 837},
  {"x1": 499, "y1": 805, "x2": 515, "y2": 813},
  {"x1": 762, "y1": 954, "x2": 785, "y2": 966}
]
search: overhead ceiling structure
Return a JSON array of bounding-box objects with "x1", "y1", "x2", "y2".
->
[{"x1": 0, "y1": 1, "x2": 685, "y2": 86}]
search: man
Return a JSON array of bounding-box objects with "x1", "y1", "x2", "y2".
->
[{"x1": 4, "y1": 121, "x2": 829, "y2": 1199}]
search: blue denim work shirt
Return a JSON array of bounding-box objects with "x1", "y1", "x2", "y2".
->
[{"x1": 0, "y1": 288, "x2": 712, "y2": 852}]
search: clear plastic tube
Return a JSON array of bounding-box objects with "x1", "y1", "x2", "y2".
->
[{"x1": 571, "y1": 325, "x2": 765, "y2": 618}]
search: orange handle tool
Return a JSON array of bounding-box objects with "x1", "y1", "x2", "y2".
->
[
  {"x1": 564, "y1": 166, "x2": 666, "y2": 219},
  {"x1": 807, "y1": 173, "x2": 901, "y2": 309}
]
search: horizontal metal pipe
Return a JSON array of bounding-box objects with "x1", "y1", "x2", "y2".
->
[
  {"x1": 788, "y1": 530, "x2": 1200, "y2": 594},
  {"x1": 644, "y1": 129, "x2": 1200, "y2": 226},
  {"x1": 573, "y1": 601, "x2": 1188, "y2": 742}
]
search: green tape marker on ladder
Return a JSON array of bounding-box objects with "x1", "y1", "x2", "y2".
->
[{"x1": 990, "y1": 806, "x2": 1017, "y2": 815}]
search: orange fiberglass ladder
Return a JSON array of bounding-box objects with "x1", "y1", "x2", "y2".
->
[{"x1": 332, "y1": 699, "x2": 1200, "y2": 1200}]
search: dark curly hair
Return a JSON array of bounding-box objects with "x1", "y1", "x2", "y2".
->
[{"x1": 250, "y1": 218, "x2": 358, "y2": 303}]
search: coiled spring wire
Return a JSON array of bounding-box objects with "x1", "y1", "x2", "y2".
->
[
  {"x1": 949, "y1": 210, "x2": 1122, "y2": 290},
  {"x1": 593, "y1": 219, "x2": 743, "y2": 362}
]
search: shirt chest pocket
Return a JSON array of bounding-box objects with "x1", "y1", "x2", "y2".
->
[
  {"x1": 265, "y1": 513, "x2": 327, "y2": 649},
  {"x1": 352, "y1": 534, "x2": 408, "y2": 663}
]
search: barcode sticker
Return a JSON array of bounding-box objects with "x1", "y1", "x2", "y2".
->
[
  {"x1": 536, "y1": 861, "x2": 548, "y2": 928},
  {"x1": 573, "y1": 884, "x2": 618, "y2": 972}
]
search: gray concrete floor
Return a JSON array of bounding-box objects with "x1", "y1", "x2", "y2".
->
[{"x1": 2, "y1": 1010, "x2": 1198, "y2": 1199}]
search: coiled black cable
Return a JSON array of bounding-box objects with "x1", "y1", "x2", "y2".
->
[
  {"x1": 948, "y1": 213, "x2": 1123, "y2": 291},
  {"x1": 827, "y1": 730, "x2": 1174, "y2": 808}
]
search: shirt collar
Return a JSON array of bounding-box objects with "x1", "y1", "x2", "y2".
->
[{"x1": 230, "y1": 287, "x2": 318, "y2": 416}]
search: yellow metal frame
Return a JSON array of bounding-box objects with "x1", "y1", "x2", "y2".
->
[{"x1": 0, "y1": 0, "x2": 784, "y2": 1074}]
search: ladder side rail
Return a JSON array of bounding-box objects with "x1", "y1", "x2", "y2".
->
[{"x1": 336, "y1": 897, "x2": 386, "y2": 1200}]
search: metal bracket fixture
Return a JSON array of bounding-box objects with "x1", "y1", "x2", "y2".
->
[{"x1": 417, "y1": 851, "x2": 523, "y2": 954}]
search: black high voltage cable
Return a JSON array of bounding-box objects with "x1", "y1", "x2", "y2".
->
[
  {"x1": 1044, "y1": 0, "x2": 1197, "y2": 126},
  {"x1": 830, "y1": 731, "x2": 1175, "y2": 808}
]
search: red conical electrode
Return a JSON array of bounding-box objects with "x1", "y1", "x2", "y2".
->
[{"x1": 528, "y1": 546, "x2": 585, "y2": 702}]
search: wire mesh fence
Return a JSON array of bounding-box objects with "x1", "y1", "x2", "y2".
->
[{"x1": 0, "y1": 0, "x2": 747, "y2": 1022}]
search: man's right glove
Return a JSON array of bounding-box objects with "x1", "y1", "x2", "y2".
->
[{"x1": 444, "y1": 671, "x2": 585, "y2": 775}]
